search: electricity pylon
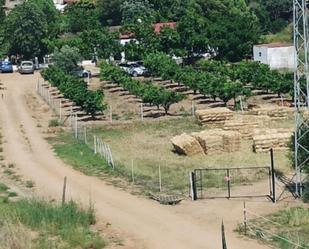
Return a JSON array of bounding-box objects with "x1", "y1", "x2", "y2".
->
[{"x1": 293, "y1": 0, "x2": 309, "y2": 196}]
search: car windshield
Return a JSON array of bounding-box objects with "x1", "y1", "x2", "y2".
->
[
  {"x1": 130, "y1": 64, "x2": 139, "y2": 67},
  {"x1": 3, "y1": 61, "x2": 12, "y2": 65}
]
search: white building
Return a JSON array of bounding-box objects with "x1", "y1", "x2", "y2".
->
[{"x1": 253, "y1": 43, "x2": 296, "y2": 70}]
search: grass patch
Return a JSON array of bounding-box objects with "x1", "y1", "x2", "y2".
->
[
  {"x1": 0, "y1": 199, "x2": 105, "y2": 249},
  {"x1": 25, "y1": 180, "x2": 35, "y2": 188},
  {"x1": 4, "y1": 168, "x2": 14, "y2": 175},
  {"x1": 8, "y1": 191, "x2": 17, "y2": 197},
  {"x1": 239, "y1": 207, "x2": 309, "y2": 249},
  {"x1": 0, "y1": 182, "x2": 8, "y2": 193},
  {"x1": 48, "y1": 133, "x2": 111, "y2": 176},
  {"x1": 48, "y1": 119, "x2": 62, "y2": 127}
]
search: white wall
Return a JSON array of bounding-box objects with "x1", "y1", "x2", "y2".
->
[
  {"x1": 267, "y1": 47, "x2": 296, "y2": 70},
  {"x1": 253, "y1": 46, "x2": 268, "y2": 65},
  {"x1": 253, "y1": 45, "x2": 296, "y2": 70}
]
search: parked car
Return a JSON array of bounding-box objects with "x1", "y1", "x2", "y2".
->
[
  {"x1": 18, "y1": 61, "x2": 34, "y2": 74},
  {"x1": 0, "y1": 61, "x2": 13, "y2": 73},
  {"x1": 118, "y1": 62, "x2": 148, "y2": 77},
  {"x1": 71, "y1": 67, "x2": 92, "y2": 78}
]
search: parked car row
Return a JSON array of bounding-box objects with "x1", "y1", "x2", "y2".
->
[
  {"x1": 118, "y1": 61, "x2": 149, "y2": 77},
  {"x1": 0, "y1": 60, "x2": 35, "y2": 74}
]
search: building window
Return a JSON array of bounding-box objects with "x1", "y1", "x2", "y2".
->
[{"x1": 259, "y1": 52, "x2": 262, "y2": 57}]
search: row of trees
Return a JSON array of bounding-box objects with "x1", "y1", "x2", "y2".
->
[
  {"x1": 143, "y1": 53, "x2": 293, "y2": 107},
  {"x1": 41, "y1": 66, "x2": 105, "y2": 118},
  {"x1": 196, "y1": 60, "x2": 293, "y2": 97},
  {"x1": 144, "y1": 53, "x2": 251, "y2": 107},
  {"x1": 100, "y1": 62, "x2": 184, "y2": 114}
]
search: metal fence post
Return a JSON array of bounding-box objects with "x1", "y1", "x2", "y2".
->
[
  {"x1": 59, "y1": 99, "x2": 62, "y2": 121},
  {"x1": 227, "y1": 169, "x2": 231, "y2": 199},
  {"x1": 270, "y1": 148, "x2": 276, "y2": 203},
  {"x1": 140, "y1": 103, "x2": 144, "y2": 121},
  {"x1": 94, "y1": 135, "x2": 97, "y2": 154},
  {"x1": 74, "y1": 114, "x2": 78, "y2": 139}
]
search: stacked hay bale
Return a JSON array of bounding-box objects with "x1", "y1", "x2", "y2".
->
[
  {"x1": 170, "y1": 133, "x2": 204, "y2": 156},
  {"x1": 171, "y1": 130, "x2": 241, "y2": 156},
  {"x1": 224, "y1": 114, "x2": 270, "y2": 139},
  {"x1": 253, "y1": 129, "x2": 293, "y2": 153},
  {"x1": 195, "y1": 108, "x2": 233, "y2": 126},
  {"x1": 249, "y1": 107, "x2": 293, "y2": 120},
  {"x1": 221, "y1": 131, "x2": 241, "y2": 152},
  {"x1": 191, "y1": 131, "x2": 223, "y2": 154}
]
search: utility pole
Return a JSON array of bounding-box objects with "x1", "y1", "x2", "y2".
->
[{"x1": 293, "y1": 0, "x2": 309, "y2": 196}]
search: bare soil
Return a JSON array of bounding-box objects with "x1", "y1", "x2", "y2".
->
[{"x1": 0, "y1": 72, "x2": 301, "y2": 249}]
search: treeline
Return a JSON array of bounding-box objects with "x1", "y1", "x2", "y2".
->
[
  {"x1": 143, "y1": 53, "x2": 293, "y2": 107},
  {"x1": 41, "y1": 66, "x2": 106, "y2": 117},
  {"x1": 100, "y1": 62, "x2": 184, "y2": 114},
  {"x1": 0, "y1": 0, "x2": 292, "y2": 63}
]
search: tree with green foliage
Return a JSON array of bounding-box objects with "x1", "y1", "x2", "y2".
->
[
  {"x1": 157, "y1": 27, "x2": 182, "y2": 56},
  {"x1": 64, "y1": 0, "x2": 100, "y2": 33},
  {"x1": 177, "y1": 6, "x2": 209, "y2": 62},
  {"x1": 194, "y1": 0, "x2": 261, "y2": 62},
  {"x1": 4, "y1": 2, "x2": 48, "y2": 59},
  {"x1": 29, "y1": 0, "x2": 60, "y2": 38},
  {"x1": 79, "y1": 29, "x2": 121, "y2": 59},
  {"x1": 53, "y1": 45, "x2": 81, "y2": 73},
  {"x1": 121, "y1": 0, "x2": 155, "y2": 24},
  {"x1": 97, "y1": 0, "x2": 123, "y2": 26},
  {"x1": 248, "y1": 0, "x2": 292, "y2": 33}
]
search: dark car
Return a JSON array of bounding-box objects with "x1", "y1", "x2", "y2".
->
[{"x1": 0, "y1": 61, "x2": 13, "y2": 73}]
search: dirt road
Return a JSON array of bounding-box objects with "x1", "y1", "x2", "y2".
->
[{"x1": 0, "y1": 72, "x2": 283, "y2": 249}]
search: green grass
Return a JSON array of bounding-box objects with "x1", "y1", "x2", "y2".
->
[
  {"x1": 25, "y1": 180, "x2": 35, "y2": 188},
  {"x1": 242, "y1": 207, "x2": 309, "y2": 249},
  {"x1": 0, "y1": 199, "x2": 105, "y2": 249},
  {"x1": 48, "y1": 133, "x2": 111, "y2": 176},
  {"x1": 0, "y1": 182, "x2": 8, "y2": 193}
]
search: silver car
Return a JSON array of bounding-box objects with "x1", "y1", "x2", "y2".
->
[{"x1": 19, "y1": 61, "x2": 34, "y2": 74}]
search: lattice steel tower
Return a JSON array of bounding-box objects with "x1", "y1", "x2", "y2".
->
[{"x1": 293, "y1": 0, "x2": 309, "y2": 196}]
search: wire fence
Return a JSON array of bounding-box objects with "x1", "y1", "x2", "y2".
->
[
  {"x1": 242, "y1": 203, "x2": 309, "y2": 249},
  {"x1": 36, "y1": 80, "x2": 115, "y2": 169}
]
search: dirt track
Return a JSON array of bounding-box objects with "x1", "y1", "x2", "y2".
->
[{"x1": 0, "y1": 72, "x2": 289, "y2": 249}]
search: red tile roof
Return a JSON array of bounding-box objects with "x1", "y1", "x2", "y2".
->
[{"x1": 153, "y1": 22, "x2": 177, "y2": 33}]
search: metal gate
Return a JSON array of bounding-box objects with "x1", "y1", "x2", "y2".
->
[{"x1": 190, "y1": 150, "x2": 276, "y2": 202}]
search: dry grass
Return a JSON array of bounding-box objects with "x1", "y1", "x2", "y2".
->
[{"x1": 91, "y1": 117, "x2": 293, "y2": 194}]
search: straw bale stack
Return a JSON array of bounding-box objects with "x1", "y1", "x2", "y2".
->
[
  {"x1": 223, "y1": 115, "x2": 270, "y2": 139},
  {"x1": 221, "y1": 131, "x2": 241, "y2": 152},
  {"x1": 171, "y1": 133, "x2": 204, "y2": 156},
  {"x1": 253, "y1": 129, "x2": 292, "y2": 153},
  {"x1": 191, "y1": 131, "x2": 223, "y2": 154},
  {"x1": 172, "y1": 129, "x2": 241, "y2": 156},
  {"x1": 195, "y1": 108, "x2": 233, "y2": 125},
  {"x1": 249, "y1": 107, "x2": 293, "y2": 120}
]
